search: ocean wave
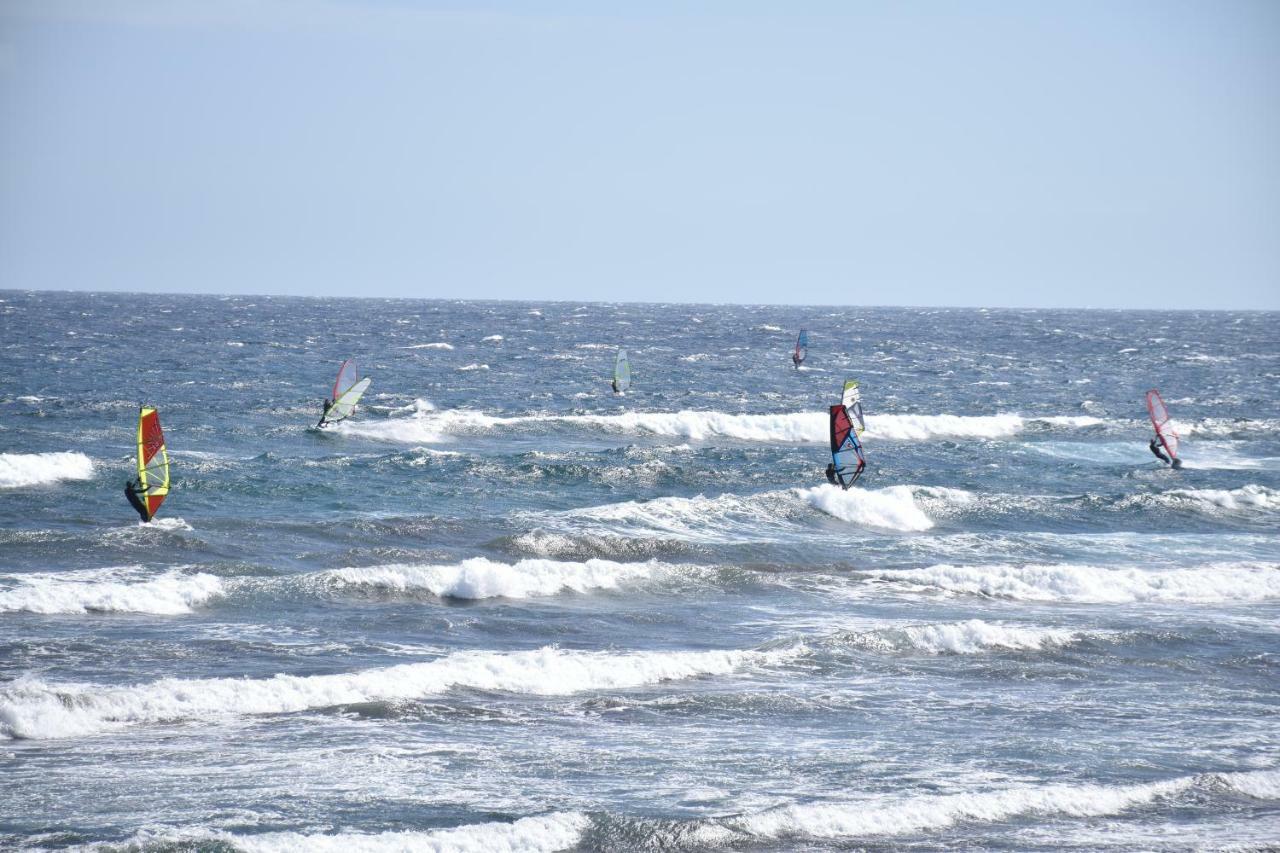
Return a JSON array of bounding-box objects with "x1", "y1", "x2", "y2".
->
[
  {"x1": 529, "y1": 484, "x2": 952, "y2": 544},
  {"x1": 0, "y1": 646, "x2": 787, "y2": 739},
  {"x1": 319, "y1": 557, "x2": 662, "y2": 600},
  {"x1": 101, "y1": 812, "x2": 589, "y2": 853},
  {"x1": 0, "y1": 567, "x2": 223, "y2": 615},
  {"x1": 864, "y1": 562, "x2": 1280, "y2": 604},
  {"x1": 800, "y1": 484, "x2": 943, "y2": 532},
  {"x1": 1157, "y1": 485, "x2": 1279, "y2": 512},
  {"x1": 834, "y1": 619, "x2": 1085, "y2": 655},
  {"x1": 322, "y1": 407, "x2": 1102, "y2": 445},
  {"x1": 230, "y1": 812, "x2": 589, "y2": 853},
  {"x1": 706, "y1": 775, "x2": 1196, "y2": 843},
  {"x1": 399, "y1": 342, "x2": 453, "y2": 350},
  {"x1": 457, "y1": 363, "x2": 489, "y2": 371},
  {"x1": 0, "y1": 451, "x2": 94, "y2": 489}
]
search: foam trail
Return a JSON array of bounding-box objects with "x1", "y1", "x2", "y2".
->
[
  {"x1": 0, "y1": 452, "x2": 94, "y2": 489},
  {"x1": 232, "y1": 812, "x2": 590, "y2": 853},
  {"x1": 321, "y1": 557, "x2": 660, "y2": 600},
  {"x1": 0, "y1": 567, "x2": 223, "y2": 615},
  {"x1": 0, "y1": 647, "x2": 786, "y2": 739},
  {"x1": 867, "y1": 562, "x2": 1280, "y2": 604}
]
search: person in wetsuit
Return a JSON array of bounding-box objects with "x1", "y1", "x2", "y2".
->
[
  {"x1": 1149, "y1": 437, "x2": 1182, "y2": 468},
  {"x1": 611, "y1": 379, "x2": 620, "y2": 394},
  {"x1": 124, "y1": 478, "x2": 150, "y2": 522},
  {"x1": 318, "y1": 397, "x2": 334, "y2": 427},
  {"x1": 825, "y1": 463, "x2": 838, "y2": 485}
]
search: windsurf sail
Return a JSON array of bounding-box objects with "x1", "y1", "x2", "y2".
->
[
  {"x1": 842, "y1": 379, "x2": 866, "y2": 435},
  {"x1": 126, "y1": 406, "x2": 169, "y2": 522},
  {"x1": 793, "y1": 329, "x2": 808, "y2": 368},
  {"x1": 613, "y1": 349, "x2": 631, "y2": 394},
  {"x1": 318, "y1": 359, "x2": 372, "y2": 426},
  {"x1": 829, "y1": 403, "x2": 866, "y2": 489},
  {"x1": 1145, "y1": 389, "x2": 1179, "y2": 461}
]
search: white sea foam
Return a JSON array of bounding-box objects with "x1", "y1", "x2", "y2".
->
[
  {"x1": 714, "y1": 776, "x2": 1193, "y2": 842},
  {"x1": 800, "y1": 484, "x2": 936, "y2": 531},
  {"x1": 1159, "y1": 485, "x2": 1280, "y2": 512},
  {"x1": 458, "y1": 363, "x2": 489, "y2": 371},
  {"x1": 1212, "y1": 767, "x2": 1280, "y2": 800},
  {"x1": 321, "y1": 557, "x2": 659, "y2": 600},
  {"x1": 400, "y1": 342, "x2": 454, "y2": 350},
  {"x1": 538, "y1": 484, "x2": 952, "y2": 544},
  {"x1": 230, "y1": 812, "x2": 590, "y2": 853},
  {"x1": 481, "y1": 334, "x2": 504, "y2": 342},
  {"x1": 866, "y1": 562, "x2": 1280, "y2": 604},
  {"x1": 0, "y1": 451, "x2": 94, "y2": 489},
  {"x1": 889, "y1": 619, "x2": 1083, "y2": 654},
  {"x1": 320, "y1": 404, "x2": 1105, "y2": 447},
  {"x1": 0, "y1": 646, "x2": 784, "y2": 739},
  {"x1": 0, "y1": 567, "x2": 223, "y2": 615}
]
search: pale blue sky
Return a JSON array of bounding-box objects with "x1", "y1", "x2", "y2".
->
[{"x1": 1, "y1": 1, "x2": 1277, "y2": 308}]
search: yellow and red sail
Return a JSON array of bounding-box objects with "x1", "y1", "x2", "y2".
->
[{"x1": 132, "y1": 406, "x2": 169, "y2": 521}]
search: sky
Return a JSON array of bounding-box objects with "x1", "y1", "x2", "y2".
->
[{"x1": 1, "y1": 0, "x2": 1277, "y2": 308}]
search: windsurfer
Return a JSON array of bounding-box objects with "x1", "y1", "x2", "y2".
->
[
  {"x1": 318, "y1": 397, "x2": 333, "y2": 427},
  {"x1": 1149, "y1": 437, "x2": 1182, "y2": 468},
  {"x1": 124, "y1": 478, "x2": 149, "y2": 522},
  {"x1": 825, "y1": 463, "x2": 837, "y2": 485},
  {"x1": 611, "y1": 379, "x2": 619, "y2": 394}
]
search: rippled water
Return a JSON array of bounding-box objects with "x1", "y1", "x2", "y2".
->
[{"x1": 1, "y1": 292, "x2": 1278, "y2": 851}]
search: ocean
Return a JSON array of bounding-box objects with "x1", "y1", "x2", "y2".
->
[{"x1": 1, "y1": 291, "x2": 1278, "y2": 851}]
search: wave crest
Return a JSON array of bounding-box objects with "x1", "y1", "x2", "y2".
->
[
  {"x1": 320, "y1": 557, "x2": 660, "y2": 600},
  {"x1": 0, "y1": 567, "x2": 223, "y2": 615},
  {"x1": 0, "y1": 451, "x2": 94, "y2": 489}
]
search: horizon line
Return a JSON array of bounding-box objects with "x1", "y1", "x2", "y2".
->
[{"x1": 3, "y1": 287, "x2": 1276, "y2": 314}]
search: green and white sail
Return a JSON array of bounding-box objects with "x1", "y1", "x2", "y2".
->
[
  {"x1": 319, "y1": 359, "x2": 372, "y2": 426},
  {"x1": 842, "y1": 379, "x2": 865, "y2": 435},
  {"x1": 613, "y1": 349, "x2": 631, "y2": 394}
]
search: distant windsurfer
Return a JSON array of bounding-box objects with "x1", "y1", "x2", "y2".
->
[
  {"x1": 124, "y1": 478, "x2": 150, "y2": 522},
  {"x1": 318, "y1": 397, "x2": 334, "y2": 428},
  {"x1": 611, "y1": 379, "x2": 620, "y2": 394}
]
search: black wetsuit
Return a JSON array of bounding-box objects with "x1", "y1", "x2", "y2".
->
[
  {"x1": 1152, "y1": 438, "x2": 1172, "y2": 466},
  {"x1": 611, "y1": 380, "x2": 619, "y2": 394},
  {"x1": 318, "y1": 398, "x2": 333, "y2": 427},
  {"x1": 825, "y1": 463, "x2": 837, "y2": 486},
  {"x1": 124, "y1": 479, "x2": 150, "y2": 522}
]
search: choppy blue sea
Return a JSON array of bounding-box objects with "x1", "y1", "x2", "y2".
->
[{"x1": 2, "y1": 291, "x2": 1279, "y2": 851}]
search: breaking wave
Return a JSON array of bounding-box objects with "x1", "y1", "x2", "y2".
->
[
  {"x1": 0, "y1": 451, "x2": 94, "y2": 489},
  {"x1": 1157, "y1": 485, "x2": 1280, "y2": 513},
  {"x1": 535, "y1": 484, "x2": 951, "y2": 543},
  {"x1": 319, "y1": 557, "x2": 663, "y2": 600},
  {"x1": 835, "y1": 619, "x2": 1086, "y2": 655},
  {"x1": 324, "y1": 407, "x2": 1104, "y2": 445},
  {"x1": 702, "y1": 774, "x2": 1199, "y2": 843},
  {"x1": 234, "y1": 812, "x2": 588, "y2": 853},
  {"x1": 800, "y1": 484, "x2": 945, "y2": 532},
  {"x1": 865, "y1": 562, "x2": 1280, "y2": 604},
  {"x1": 0, "y1": 646, "x2": 789, "y2": 739},
  {"x1": 0, "y1": 567, "x2": 223, "y2": 615}
]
